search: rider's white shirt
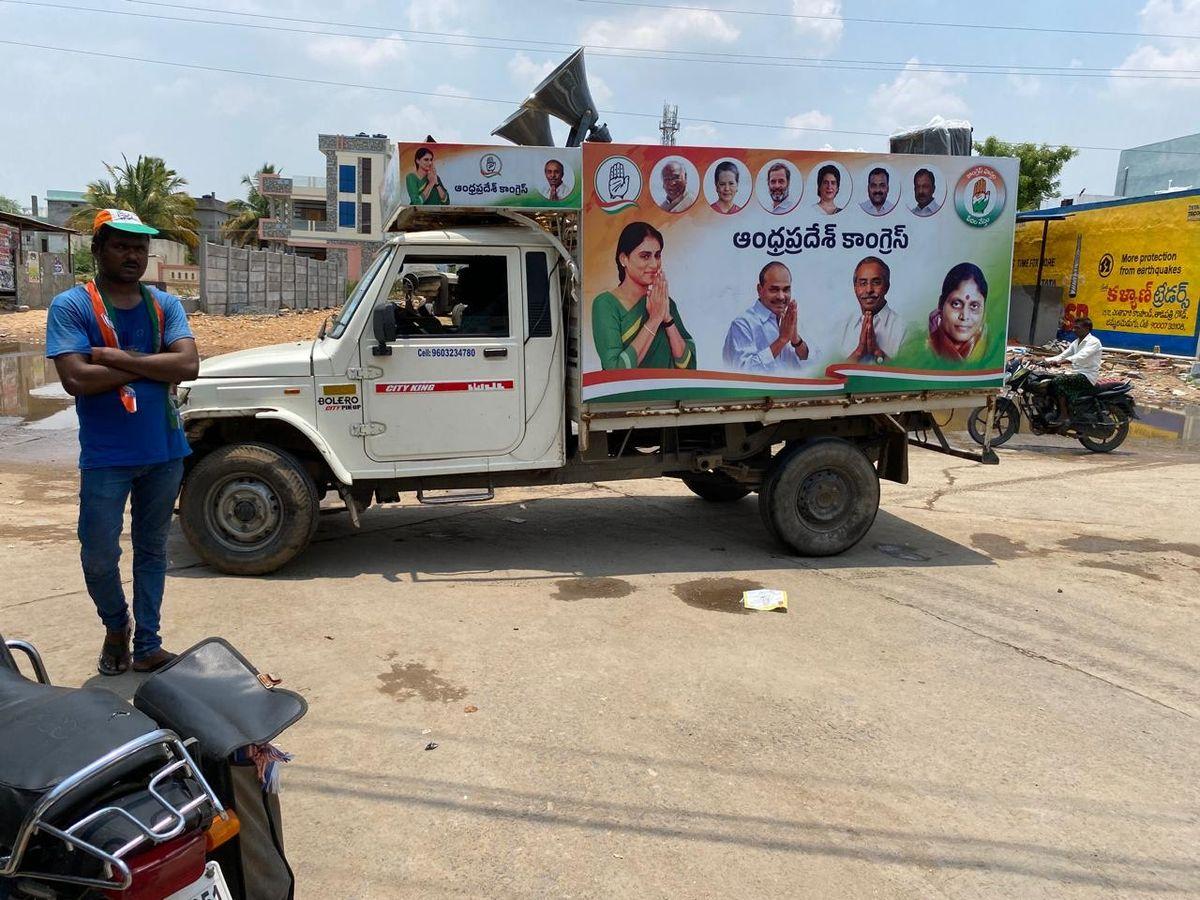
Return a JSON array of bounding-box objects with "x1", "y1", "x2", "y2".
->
[{"x1": 1047, "y1": 333, "x2": 1102, "y2": 384}]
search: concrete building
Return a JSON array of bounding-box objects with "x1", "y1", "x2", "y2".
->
[
  {"x1": 1114, "y1": 132, "x2": 1200, "y2": 196},
  {"x1": 44, "y1": 190, "x2": 88, "y2": 228},
  {"x1": 194, "y1": 193, "x2": 231, "y2": 245},
  {"x1": 257, "y1": 132, "x2": 392, "y2": 279}
]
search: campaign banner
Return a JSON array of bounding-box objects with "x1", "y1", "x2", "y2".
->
[
  {"x1": 1012, "y1": 193, "x2": 1200, "y2": 356},
  {"x1": 580, "y1": 144, "x2": 1019, "y2": 404},
  {"x1": 387, "y1": 143, "x2": 583, "y2": 219},
  {"x1": 0, "y1": 224, "x2": 15, "y2": 293}
]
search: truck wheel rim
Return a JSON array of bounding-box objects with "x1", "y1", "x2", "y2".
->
[
  {"x1": 206, "y1": 475, "x2": 281, "y2": 551},
  {"x1": 797, "y1": 469, "x2": 852, "y2": 530}
]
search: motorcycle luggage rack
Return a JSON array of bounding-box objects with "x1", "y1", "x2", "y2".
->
[
  {"x1": 0, "y1": 729, "x2": 226, "y2": 891},
  {"x1": 2, "y1": 639, "x2": 49, "y2": 685}
]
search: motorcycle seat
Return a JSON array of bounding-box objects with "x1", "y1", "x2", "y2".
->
[
  {"x1": 0, "y1": 669, "x2": 161, "y2": 851},
  {"x1": 1092, "y1": 380, "x2": 1132, "y2": 395}
]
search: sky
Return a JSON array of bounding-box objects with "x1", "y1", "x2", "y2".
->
[{"x1": 1, "y1": 0, "x2": 1198, "y2": 208}]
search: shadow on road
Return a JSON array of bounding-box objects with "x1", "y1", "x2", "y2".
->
[{"x1": 172, "y1": 494, "x2": 992, "y2": 584}]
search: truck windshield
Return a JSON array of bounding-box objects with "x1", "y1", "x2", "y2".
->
[{"x1": 329, "y1": 246, "x2": 394, "y2": 339}]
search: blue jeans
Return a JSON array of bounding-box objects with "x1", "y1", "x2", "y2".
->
[{"x1": 78, "y1": 459, "x2": 184, "y2": 659}]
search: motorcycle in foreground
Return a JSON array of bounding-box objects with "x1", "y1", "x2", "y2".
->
[
  {"x1": 0, "y1": 635, "x2": 306, "y2": 900},
  {"x1": 967, "y1": 354, "x2": 1139, "y2": 453}
]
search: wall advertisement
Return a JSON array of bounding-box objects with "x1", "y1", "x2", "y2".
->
[
  {"x1": 1012, "y1": 193, "x2": 1200, "y2": 357},
  {"x1": 580, "y1": 144, "x2": 1019, "y2": 405},
  {"x1": 0, "y1": 225, "x2": 15, "y2": 293}
]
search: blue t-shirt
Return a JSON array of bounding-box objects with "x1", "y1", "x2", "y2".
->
[{"x1": 46, "y1": 284, "x2": 194, "y2": 469}]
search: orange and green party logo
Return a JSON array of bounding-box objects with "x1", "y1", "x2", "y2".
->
[
  {"x1": 954, "y1": 165, "x2": 1006, "y2": 227},
  {"x1": 593, "y1": 155, "x2": 642, "y2": 213}
]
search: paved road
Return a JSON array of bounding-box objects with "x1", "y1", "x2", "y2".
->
[{"x1": 1, "y1": 425, "x2": 1197, "y2": 898}]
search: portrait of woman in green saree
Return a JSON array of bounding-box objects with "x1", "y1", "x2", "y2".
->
[
  {"x1": 592, "y1": 222, "x2": 697, "y2": 370},
  {"x1": 405, "y1": 146, "x2": 449, "y2": 206}
]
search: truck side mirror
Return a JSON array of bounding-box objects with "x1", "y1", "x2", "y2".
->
[{"x1": 372, "y1": 303, "x2": 396, "y2": 357}]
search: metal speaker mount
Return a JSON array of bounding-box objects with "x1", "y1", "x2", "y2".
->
[
  {"x1": 522, "y1": 47, "x2": 612, "y2": 147},
  {"x1": 491, "y1": 107, "x2": 555, "y2": 147}
]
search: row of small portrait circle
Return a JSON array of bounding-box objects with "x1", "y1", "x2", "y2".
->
[{"x1": 594, "y1": 155, "x2": 948, "y2": 219}]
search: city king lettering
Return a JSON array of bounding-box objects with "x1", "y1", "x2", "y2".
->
[{"x1": 376, "y1": 381, "x2": 515, "y2": 394}]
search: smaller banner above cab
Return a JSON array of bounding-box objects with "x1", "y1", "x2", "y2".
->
[{"x1": 383, "y1": 143, "x2": 583, "y2": 222}]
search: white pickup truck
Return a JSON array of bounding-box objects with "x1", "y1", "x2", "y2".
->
[{"x1": 177, "y1": 142, "x2": 1015, "y2": 574}]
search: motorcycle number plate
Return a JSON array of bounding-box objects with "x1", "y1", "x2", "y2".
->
[{"x1": 164, "y1": 861, "x2": 232, "y2": 900}]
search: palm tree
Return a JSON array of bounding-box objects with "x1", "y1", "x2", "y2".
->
[
  {"x1": 67, "y1": 155, "x2": 200, "y2": 248},
  {"x1": 221, "y1": 163, "x2": 281, "y2": 248}
]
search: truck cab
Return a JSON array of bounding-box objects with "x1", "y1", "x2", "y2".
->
[{"x1": 178, "y1": 220, "x2": 586, "y2": 573}]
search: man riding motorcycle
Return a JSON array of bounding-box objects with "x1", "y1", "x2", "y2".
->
[{"x1": 1042, "y1": 316, "x2": 1102, "y2": 425}]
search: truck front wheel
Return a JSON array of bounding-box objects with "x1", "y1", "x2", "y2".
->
[
  {"x1": 758, "y1": 439, "x2": 880, "y2": 556},
  {"x1": 180, "y1": 443, "x2": 319, "y2": 575}
]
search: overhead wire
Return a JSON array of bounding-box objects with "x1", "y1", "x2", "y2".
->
[
  {"x1": 0, "y1": 0, "x2": 1194, "y2": 80},
  {"x1": 4, "y1": 35, "x2": 1199, "y2": 157},
  {"x1": 574, "y1": 0, "x2": 1200, "y2": 42}
]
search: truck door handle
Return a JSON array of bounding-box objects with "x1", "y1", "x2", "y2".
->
[{"x1": 484, "y1": 348, "x2": 508, "y2": 359}]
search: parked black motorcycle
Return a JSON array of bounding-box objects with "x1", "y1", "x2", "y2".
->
[
  {"x1": 0, "y1": 635, "x2": 306, "y2": 900},
  {"x1": 967, "y1": 355, "x2": 1138, "y2": 453}
]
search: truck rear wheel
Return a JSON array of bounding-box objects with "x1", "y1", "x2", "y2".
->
[
  {"x1": 180, "y1": 443, "x2": 319, "y2": 576},
  {"x1": 680, "y1": 472, "x2": 751, "y2": 503},
  {"x1": 758, "y1": 439, "x2": 880, "y2": 556}
]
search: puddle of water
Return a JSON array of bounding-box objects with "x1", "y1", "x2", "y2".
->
[
  {"x1": 377, "y1": 661, "x2": 468, "y2": 703},
  {"x1": 554, "y1": 577, "x2": 635, "y2": 602},
  {"x1": 672, "y1": 577, "x2": 765, "y2": 614},
  {"x1": 0, "y1": 342, "x2": 73, "y2": 425}
]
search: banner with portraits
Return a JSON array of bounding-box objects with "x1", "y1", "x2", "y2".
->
[
  {"x1": 383, "y1": 142, "x2": 583, "y2": 229},
  {"x1": 580, "y1": 144, "x2": 1019, "y2": 405}
]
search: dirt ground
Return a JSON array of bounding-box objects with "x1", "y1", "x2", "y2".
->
[
  {"x1": 0, "y1": 307, "x2": 339, "y2": 359},
  {"x1": 2, "y1": 423, "x2": 1198, "y2": 897},
  {"x1": 4, "y1": 306, "x2": 1196, "y2": 407}
]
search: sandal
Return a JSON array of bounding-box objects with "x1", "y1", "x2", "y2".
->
[{"x1": 98, "y1": 627, "x2": 131, "y2": 676}]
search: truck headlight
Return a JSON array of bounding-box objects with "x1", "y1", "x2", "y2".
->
[{"x1": 176, "y1": 386, "x2": 190, "y2": 406}]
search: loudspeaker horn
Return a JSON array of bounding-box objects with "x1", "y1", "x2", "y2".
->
[
  {"x1": 522, "y1": 47, "x2": 611, "y2": 146},
  {"x1": 491, "y1": 107, "x2": 555, "y2": 147}
]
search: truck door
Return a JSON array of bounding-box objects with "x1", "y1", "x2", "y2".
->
[{"x1": 358, "y1": 248, "x2": 525, "y2": 461}]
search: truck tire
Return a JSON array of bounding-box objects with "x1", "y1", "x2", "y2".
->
[
  {"x1": 758, "y1": 439, "x2": 880, "y2": 556},
  {"x1": 680, "y1": 472, "x2": 751, "y2": 503},
  {"x1": 180, "y1": 443, "x2": 319, "y2": 576}
]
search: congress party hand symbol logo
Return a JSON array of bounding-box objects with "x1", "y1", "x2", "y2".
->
[
  {"x1": 955, "y1": 165, "x2": 1007, "y2": 227},
  {"x1": 594, "y1": 155, "x2": 642, "y2": 212},
  {"x1": 608, "y1": 161, "x2": 630, "y2": 200}
]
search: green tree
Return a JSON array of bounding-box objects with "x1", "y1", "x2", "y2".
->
[
  {"x1": 67, "y1": 155, "x2": 200, "y2": 248},
  {"x1": 222, "y1": 163, "x2": 282, "y2": 247},
  {"x1": 73, "y1": 244, "x2": 95, "y2": 279},
  {"x1": 0, "y1": 196, "x2": 24, "y2": 215},
  {"x1": 973, "y1": 137, "x2": 1078, "y2": 211}
]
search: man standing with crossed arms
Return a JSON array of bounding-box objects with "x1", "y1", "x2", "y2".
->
[{"x1": 46, "y1": 209, "x2": 199, "y2": 675}]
